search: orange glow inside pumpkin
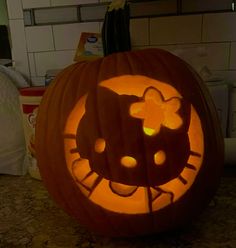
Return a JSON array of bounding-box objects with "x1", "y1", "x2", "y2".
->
[{"x1": 64, "y1": 75, "x2": 204, "y2": 214}]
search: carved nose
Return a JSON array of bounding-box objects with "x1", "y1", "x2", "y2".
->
[{"x1": 120, "y1": 156, "x2": 137, "y2": 168}]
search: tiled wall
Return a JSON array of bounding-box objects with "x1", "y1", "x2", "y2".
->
[{"x1": 6, "y1": 0, "x2": 236, "y2": 86}]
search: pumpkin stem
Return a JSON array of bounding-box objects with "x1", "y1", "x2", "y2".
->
[
  {"x1": 102, "y1": 0, "x2": 131, "y2": 56},
  {"x1": 108, "y1": 0, "x2": 126, "y2": 11}
]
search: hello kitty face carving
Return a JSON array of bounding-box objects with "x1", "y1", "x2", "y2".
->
[{"x1": 64, "y1": 75, "x2": 204, "y2": 214}]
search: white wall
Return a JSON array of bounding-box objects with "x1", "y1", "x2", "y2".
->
[{"x1": 6, "y1": 0, "x2": 236, "y2": 86}]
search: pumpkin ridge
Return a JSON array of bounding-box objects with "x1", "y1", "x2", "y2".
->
[{"x1": 121, "y1": 51, "x2": 164, "y2": 189}]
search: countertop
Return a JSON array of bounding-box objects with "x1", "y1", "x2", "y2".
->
[{"x1": 0, "y1": 167, "x2": 235, "y2": 248}]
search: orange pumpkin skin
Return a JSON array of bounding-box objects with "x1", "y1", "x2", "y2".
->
[{"x1": 35, "y1": 48, "x2": 224, "y2": 237}]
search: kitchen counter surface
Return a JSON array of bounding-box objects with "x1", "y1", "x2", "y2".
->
[{"x1": 0, "y1": 167, "x2": 235, "y2": 248}]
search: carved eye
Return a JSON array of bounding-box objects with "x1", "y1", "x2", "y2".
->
[
  {"x1": 94, "y1": 138, "x2": 106, "y2": 153},
  {"x1": 154, "y1": 150, "x2": 166, "y2": 166}
]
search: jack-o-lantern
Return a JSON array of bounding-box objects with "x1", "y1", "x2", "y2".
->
[{"x1": 35, "y1": 48, "x2": 224, "y2": 236}]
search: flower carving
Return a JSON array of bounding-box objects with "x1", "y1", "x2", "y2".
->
[{"x1": 130, "y1": 87, "x2": 183, "y2": 136}]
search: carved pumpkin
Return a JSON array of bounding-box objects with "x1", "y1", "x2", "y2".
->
[{"x1": 35, "y1": 48, "x2": 224, "y2": 237}]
